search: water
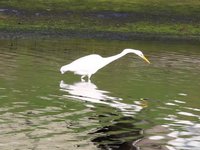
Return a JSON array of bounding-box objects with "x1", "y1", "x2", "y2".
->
[{"x1": 0, "y1": 37, "x2": 200, "y2": 150}]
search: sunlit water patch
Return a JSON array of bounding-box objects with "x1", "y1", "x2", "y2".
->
[{"x1": 0, "y1": 38, "x2": 200, "y2": 150}]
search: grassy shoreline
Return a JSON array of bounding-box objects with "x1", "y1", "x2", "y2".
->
[
  {"x1": 1, "y1": 0, "x2": 200, "y2": 41},
  {"x1": 1, "y1": 0, "x2": 200, "y2": 15}
]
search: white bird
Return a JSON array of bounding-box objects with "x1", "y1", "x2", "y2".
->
[{"x1": 60, "y1": 48, "x2": 150, "y2": 81}]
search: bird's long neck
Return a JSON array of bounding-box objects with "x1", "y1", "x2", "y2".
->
[{"x1": 103, "y1": 51, "x2": 129, "y2": 66}]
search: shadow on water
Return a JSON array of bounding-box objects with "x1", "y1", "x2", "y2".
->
[{"x1": 90, "y1": 117, "x2": 141, "y2": 150}]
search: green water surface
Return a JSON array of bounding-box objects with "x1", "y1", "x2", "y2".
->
[{"x1": 0, "y1": 38, "x2": 200, "y2": 150}]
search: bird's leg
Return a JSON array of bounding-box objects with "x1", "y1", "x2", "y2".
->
[
  {"x1": 87, "y1": 75, "x2": 91, "y2": 83},
  {"x1": 81, "y1": 75, "x2": 86, "y2": 82}
]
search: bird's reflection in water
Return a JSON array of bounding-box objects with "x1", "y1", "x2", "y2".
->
[
  {"x1": 60, "y1": 80, "x2": 143, "y2": 116},
  {"x1": 60, "y1": 80, "x2": 146, "y2": 149},
  {"x1": 60, "y1": 80, "x2": 120, "y2": 102}
]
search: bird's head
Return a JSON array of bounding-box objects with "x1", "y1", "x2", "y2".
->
[{"x1": 123, "y1": 48, "x2": 150, "y2": 64}]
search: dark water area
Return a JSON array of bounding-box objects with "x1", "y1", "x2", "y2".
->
[{"x1": 0, "y1": 38, "x2": 200, "y2": 150}]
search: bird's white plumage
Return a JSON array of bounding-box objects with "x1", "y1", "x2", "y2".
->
[
  {"x1": 60, "y1": 48, "x2": 150, "y2": 81},
  {"x1": 64, "y1": 54, "x2": 104, "y2": 75}
]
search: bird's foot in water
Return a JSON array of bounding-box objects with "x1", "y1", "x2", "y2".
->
[
  {"x1": 81, "y1": 78, "x2": 91, "y2": 83},
  {"x1": 81, "y1": 75, "x2": 87, "y2": 82},
  {"x1": 81, "y1": 78, "x2": 85, "y2": 82},
  {"x1": 81, "y1": 75, "x2": 91, "y2": 83}
]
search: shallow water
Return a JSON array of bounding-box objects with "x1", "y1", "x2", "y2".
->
[{"x1": 0, "y1": 38, "x2": 200, "y2": 150}]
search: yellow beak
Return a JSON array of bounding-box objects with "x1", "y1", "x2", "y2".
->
[{"x1": 142, "y1": 56, "x2": 150, "y2": 64}]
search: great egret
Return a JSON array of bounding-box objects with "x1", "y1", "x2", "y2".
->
[{"x1": 60, "y1": 48, "x2": 150, "y2": 81}]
